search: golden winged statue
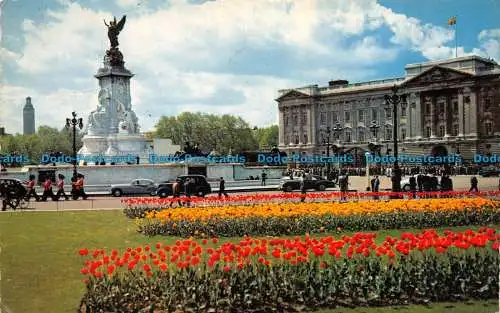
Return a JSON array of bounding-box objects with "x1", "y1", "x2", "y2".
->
[{"x1": 104, "y1": 15, "x2": 126, "y2": 48}]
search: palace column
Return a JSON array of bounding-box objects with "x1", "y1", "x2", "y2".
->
[
  {"x1": 310, "y1": 102, "x2": 317, "y2": 147},
  {"x1": 457, "y1": 89, "x2": 464, "y2": 137},
  {"x1": 430, "y1": 95, "x2": 436, "y2": 138},
  {"x1": 413, "y1": 92, "x2": 422, "y2": 139},
  {"x1": 469, "y1": 88, "x2": 478, "y2": 137},
  {"x1": 278, "y1": 107, "x2": 285, "y2": 146}
]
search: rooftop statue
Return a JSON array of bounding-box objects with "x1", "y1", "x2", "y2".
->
[{"x1": 104, "y1": 15, "x2": 126, "y2": 48}]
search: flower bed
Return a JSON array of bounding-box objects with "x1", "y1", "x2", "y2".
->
[
  {"x1": 123, "y1": 191, "x2": 500, "y2": 219},
  {"x1": 78, "y1": 228, "x2": 499, "y2": 312},
  {"x1": 137, "y1": 198, "x2": 500, "y2": 237}
]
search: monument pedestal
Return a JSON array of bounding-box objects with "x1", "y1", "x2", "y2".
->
[
  {"x1": 78, "y1": 45, "x2": 150, "y2": 162},
  {"x1": 79, "y1": 136, "x2": 108, "y2": 155}
]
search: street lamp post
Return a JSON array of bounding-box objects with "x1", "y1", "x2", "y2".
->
[
  {"x1": 66, "y1": 112, "x2": 83, "y2": 178},
  {"x1": 367, "y1": 121, "x2": 380, "y2": 189},
  {"x1": 321, "y1": 126, "x2": 332, "y2": 176},
  {"x1": 384, "y1": 85, "x2": 407, "y2": 195},
  {"x1": 332, "y1": 121, "x2": 344, "y2": 177}
]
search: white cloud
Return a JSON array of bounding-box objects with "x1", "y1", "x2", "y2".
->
[
  {"x1": 477, "y1": 28, "x2": 500, "y2": 61},
  {"x1": 1, "y1": 0, "x2": 496, "y2": 136}
]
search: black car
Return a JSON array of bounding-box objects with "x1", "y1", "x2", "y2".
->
[
  {"x1": 157, "y1": 175, "x2": 212, "y2": 198},
  {"x1": 478, "y1": 166, "x2": 500, "y2": 177},
  {"x1": 279, "y1": 175, "x2": 336, "y2": 192}
]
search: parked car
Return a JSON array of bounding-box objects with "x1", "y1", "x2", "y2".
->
[
  {"x1": 110, "y1": 179, "x2": 157, "y2": 197},
  {"x1": 279, "y1": 175, "x2": 335, "y2": 192},
  {"x1": 478, "y1": 166, "x2": 500, "y2": 177},
  {"x1": 157, "y1": 175, "x2": 212, "y2": 198}
]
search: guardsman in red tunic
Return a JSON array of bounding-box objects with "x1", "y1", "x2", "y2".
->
[
  {"x1": 41, "y1": 177, "x2": 55, "y2": 201},
  {"x1": 55, "y1": 174, "x2": 69, "y2": 201},
  {"x1": 24, "y1": 174, "x2": 39, "y2": 201}
]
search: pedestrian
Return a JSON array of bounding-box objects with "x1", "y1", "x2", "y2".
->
[
  {"x1": 299, "y1": 174, "x2": 306, "y2": 202},
  {"x1": 417, "y1": 173, "x2": 424, "y2": 192},
  {"x1": 431, "y1": 174, "x2": 439, "y2": 198},
  {"x1": 469, "y1": 176, "x2": 479, "y2": 192},
  {"x1": 55, "y1": 174, "x2": 69, "y2": 201},
  {"x1": 24, "y1": 174, "x2": 39, "y2": 201},
  {"x1": 371, "y1": 175, "x2": 380, "y2": 200},
  {"x1": 183, "y1": 178, "x2": 191, "y2": 207},
  {"x1": 169, "y1": 178, "x2": 182, "y2": 207},
  {"x1": 340, "y1": 173, "x2": 349, "y2": 201},
  {"x1": 218, "y1": 177, "x2": 228, "y2": 198},
  {"x1": 261, "y1": 171, "x2": 267, "y2": 186},
  {"x1": 41, "y1": 177, "x2": 55, "y2": 201},
  {"x1": 409, "y1": 176, "x2": 417, "y2": 198}
]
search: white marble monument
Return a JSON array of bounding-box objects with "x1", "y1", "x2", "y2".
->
[{"x1": 78, "y1": 15, "x2": 150, "y2": 161}]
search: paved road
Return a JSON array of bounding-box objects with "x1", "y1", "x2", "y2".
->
[{"x1": 3, "y1": 176, "x2": 498, "y2": 212}]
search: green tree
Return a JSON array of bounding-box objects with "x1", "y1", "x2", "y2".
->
[
  {"x1": 252, "y1": 125, "x2": 279, "y2": 150},
  {"x1": 0, "y1": 126, "x2": 83, "y2": 164},
  {"x1": 154, "y1": 112, "x2": 259, "y2": 154}
]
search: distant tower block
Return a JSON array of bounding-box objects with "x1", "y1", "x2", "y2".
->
[{"x1": 23, "y1": 96, "x2": 35, "y2": 135}]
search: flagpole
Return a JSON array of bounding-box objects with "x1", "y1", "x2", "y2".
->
[{"x1": 455, "y1": 21, "x2": 458, "y2": 58}]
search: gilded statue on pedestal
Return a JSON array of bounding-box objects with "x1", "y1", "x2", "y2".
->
[{"x1": 103, "y1": 15, "x2": 126, "y2": 48}]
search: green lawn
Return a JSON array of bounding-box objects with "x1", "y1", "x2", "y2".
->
[{"x1": 0, "y1": 210, "x2": 497, "y2": 313}]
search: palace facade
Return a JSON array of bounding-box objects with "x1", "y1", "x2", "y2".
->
[{"x1": 276, "y1": 55, "x2": 500, "y2": 165}]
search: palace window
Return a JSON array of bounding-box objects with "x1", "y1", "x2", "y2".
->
[
  {"x1": 345, "y1": 111, "x2": 351, "y2": 123},
  {"x1": 401, "y1": 105, "x2": 407, "y2": 117},
  {"x1": 401, "y1": 128, "x2": 407, "y2": 140},
  {"x1": 344, "y1": 130, "x2": 352, "y2": 143},
  {"x1": 426, "y1": 126, "x2": 431, "y2": 138},
  {"x1": 295, "y1": 134, "x2": 299, "y2": 145},
  {"x1": 484, "y1": 98, "x2": 491, "y2": 110},
  {"x1": 303, "y1": 133, "x2": 308, "y2": 143},
  {"x1": 485, "y1": 121, "x2": 493, "y2": 135},
  {"x1": 320, "y1": 112, "x2": 326, "y2": 125},
  {"x1": 285, "y1": 116, "x2": 289, "y2": 126},
  {"x1": 358, "y1": 129, "x2": 365, "y2": 142},
  {"x1": 439, "y1": 103, "x2": 445, "y2": 114},
  {"x1": 332, "y1": 112, "x2": 338, "y2": 123},
  {"x1": 453, "y1": 124, "x2": 459, "y2": 136},
  {"x1": 453, "y1": 101, "x2": 458, "y2": 114},
  {"x1": 293, "y1": 114, "x2": 298, "y2": 125},
  {"x1": 438, "y1": 125, "x2": 445, "y2": 137},
  {"x1": 301, "y1": 112, "x2": 307, "y2": 124},
  {"x1": 426, "y1": 102, "x2": 431, "y2": 115},
  {"x1": 358, "y1": 110, "x2": 364, "y2": 122},
  {"x1": 372, "y1": 108, "x2": 378, "y2": 121},
  {"x1": 385, "y1": 127, "x2": 392, "y2": 140},
  {"x1": 385, "y1": 108, "x2": 392, "y2": 119}
]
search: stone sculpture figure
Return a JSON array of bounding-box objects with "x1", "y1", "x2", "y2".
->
[
  {"x1": 104, "y1": 15, "x2": 126, "y2": 48},
  {"x1": 97, "y1": 88, "x2": 110, "y2": 112},
  {"x1": 85, "y1": 88, "x2": 111, "y2": 135}
]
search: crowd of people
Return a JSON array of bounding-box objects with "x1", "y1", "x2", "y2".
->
[{"x1": 290, "y1": 163, "x2": 489, "y2": 178}]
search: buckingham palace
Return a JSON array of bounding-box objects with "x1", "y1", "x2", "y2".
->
[{"x1": 276, "y1": 55, "x2": 500, "y2": 166}]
